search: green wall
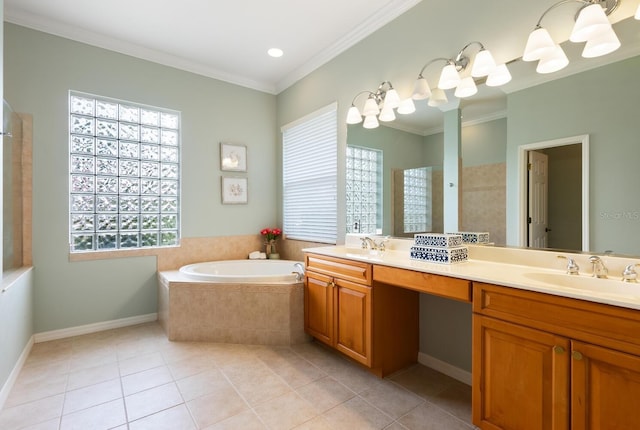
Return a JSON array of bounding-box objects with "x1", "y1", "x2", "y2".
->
[
  {"x1": 506, "y1": 56, "x2": 640, "y2": 255},
  {"x1": 4, "y1": 23, "x2": 278, "y2": 332}
]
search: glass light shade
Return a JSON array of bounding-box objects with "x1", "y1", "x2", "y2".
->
[
  {"x1": 536, "y1": 45, "x2": 569, "y2": 74},
  {"x1": 428, "y1": 88, "x2": 448, "y2": 107},
  {"x1": 346, "y1": 105, "x2": 363, "y2": 124},
  {"x1": 397, "y1": 98, "x2": 416, "y2": 115},
  {"x1": 570, "y1": 4, "x2": 611, "y2": 43},
  {"x1": 454, "y1": 77, "x2": 478, "y2": 98},
  {"x1": 383, "y1": 88, "x2": 401, "y2": 109},
  {"x1": 582, "y1": 28, "x2": 620, "y2": 58},
  {"x1": 471, "y1": 49, "x2": 496, "y2": 77},
  {"x1": 636, "y1": 4, "x2": 640, "y2": 19},
  {"x1": 523, "y1": 27, "x2": 556, "y2": 61},
  {"x1": 438, "y1": 64, "x2": 461, "y2": 90},
  {"x1": 412, "y1": 77, "x2": 432, "y2": 100},
  {"x1": 486, "y1": 63, "x2": 512, "y2": 87},
  {"x1": 378, "y1": 104, "x2": 396, "y2": 122},
  {"x1": 362, "y1": 97, "x2": 380, "y2": 116},
  {"x1": 363, "y1": 114, "x2": 379, "y2": 129}
]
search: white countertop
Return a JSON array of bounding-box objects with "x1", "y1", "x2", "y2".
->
[{"x1": 304, "y1": 241, "x2": 640, "y2": 311}]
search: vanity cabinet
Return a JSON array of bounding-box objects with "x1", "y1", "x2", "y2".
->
[
  {"x1": 304, "y1": 253, "x2": 418, "y2": 376},
  {"x1": 473, "y1": 282, "x2": 640, "y2": 430}
]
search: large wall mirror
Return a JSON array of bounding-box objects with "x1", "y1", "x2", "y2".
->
[{"x1": 345, "y1": 16, "x2": 639, "y2": 257}]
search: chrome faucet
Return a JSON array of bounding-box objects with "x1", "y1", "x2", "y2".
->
[
  {"x1": 557, "y1": 255, "x2": 579, "y2": 275},
  {"x1": 360, "y1": 236, "x2": 390, "y2": 251},
  {"x1": 589, "y1": 256, "x2": 608, "y2": 279},
  {"x1": 292, "y1": 262, "x2": 305, "y2": 282},
  {"x1": 622, "y1": 264, "x2": 640, "y2": 283}
]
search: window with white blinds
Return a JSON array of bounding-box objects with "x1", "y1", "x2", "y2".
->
[{"x1": 282, "y1": 103, "x2": 337, "y2": 244}]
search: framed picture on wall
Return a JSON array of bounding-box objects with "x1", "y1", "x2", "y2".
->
[
  {"x1": 221, "y1": 176, "x2": 248, "y2": 204},
  {"x1": 220, "y1": 142, "x2": 247, "y2": 172}
]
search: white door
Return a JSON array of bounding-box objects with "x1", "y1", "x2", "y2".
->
[{"x1": 528, "y1": 151, "x2": 549, "y2": 248}]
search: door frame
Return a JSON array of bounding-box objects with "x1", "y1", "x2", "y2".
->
[{"x1": 517, "y1": 134, "x2": 589, "y2": 251}]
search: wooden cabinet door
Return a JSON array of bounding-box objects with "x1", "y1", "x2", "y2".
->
[
  {"x1": 571, "y1": 341, "x2": 640, "y2": 429},
  {"x1": 473, "y1": 315, "x2": 569, "y2": 430},
  {"x1": 304, "y1": 271, "x2": 334, "y2": 346},
  {"x1": 335, "y1": 278, "x2": 372, "y2": 366}
]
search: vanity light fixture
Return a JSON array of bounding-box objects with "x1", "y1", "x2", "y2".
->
[
  {"x1": 411, "y1": 42, "x2": 511, "y2": 106},
  {"x1": 523, "y1": 0, "x2": 621, "y2": 74},
  {"x1": 346, "y1": 81, "x2": 415, "y2": 129}
]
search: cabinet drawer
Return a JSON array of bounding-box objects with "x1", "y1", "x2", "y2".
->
[
  {"x1": 305, "y1": 254, "x2": 372, "y2": 285},
  {"x1": 374, "y1": 265, "x2": 471, "y2": 302},
  {"x1": 473, "y1": 282, "x2": 640, "y2": 356}
]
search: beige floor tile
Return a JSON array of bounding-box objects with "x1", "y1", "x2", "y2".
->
[
  {"x1": 324, "y1": 360, "x2": 382, "y2": 394},
  {"x1": 253, "y1": 391, "x2": 318, "y2": 430},
  {"x1": 222, "y1": 360, "x2": 292, "y2": 406},
  {"x1": 383, "y1": 422, "x2": 409, "y2": 430},
  {"x1": 359, "y1": 380, "x2": 425, "y2": 419},
  {"x1": 176, "y1": 368, "x2": 227, "y2": 402},
  {"x1": 60, "y1": 398, "x2": 126, "y2": 430},
  {"x1": 0, "y1": 394, "x2": 64, "y2": 429},
  {"x1": 389, "y1": 364, "x2": 455, "y2": 399},
  {"x1": 121, "y1": 365, "x2": 174, "y2": 396},
  {"x1": 186, "y1": 385, "x2": 249, "y2": 428},
  {"x1": 63, "y1": 378, "x2": 122, "y2": 415},
  {"x1": 15, "y1": 360, "x2": 70, "y2": 385},
  {"x1": 128, "y1": 404, "x2": 196, "y2": 430},
  {"x1": 5, "y1": 372, "x2": 68, "y2": 408},
  {"x1": 116, "y1": 338, "x2": 161, "y2": 360},
  {"x1": 167, "y1": 354, "x2": 217, "y2": 380},
  {"x1": 296, "y1": 376, "x2": 356, "y2": 413},
  {"x1": 201, "y1": 410, "x2": 267, "y2": 430},
  {"x1": 322, "y1": 397, "x2": 394, "y2": 430},
  {"x1": 159, "y1": 341, "x2": 205, "y2": 364},
  {"x1": 261, "y1": 354, "x2": 326, "y2": 388},
  {"x1": 118, "y1": 351, "x2": 165, "y2": 376},
  {"x1": 124, "y1": 382, "x2": 183, "y2": 422},
  {"x1": 398, "y1": 402, "x2": 473, "y2": 430},
  {"x1": 427, "y1": 382, "x2": 472, "y2": 423},
  {"x1": 20, "y1": 417, "x2": 61, "y2": 430},
  {"x1": 69, "y1": 346, "x2": 118, "y2": 371},
  {"x1": 199, "y1": 343, "x2": 258, "y2": 366},
  {"x1": 66, "y1": 361, "x2": 120, "y2": 391},
  {"x1": 292, "y1": 415, "x2": 335, "y2": 430}
]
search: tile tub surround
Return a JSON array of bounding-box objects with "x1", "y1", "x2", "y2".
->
[
  {"x1": 158, "y1": 272, "x2": 307, "y2": 345},
  {"x1": 0, "y1": 322, "x2": 473, "y2": 430}
]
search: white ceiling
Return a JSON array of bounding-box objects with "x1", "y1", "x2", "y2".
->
[
  {"x1": 4, "y1": 0, "x2": 640, "y2": 134},
  {"x1": 4, "y1": 0, "x2": 420, "y2": 94}
]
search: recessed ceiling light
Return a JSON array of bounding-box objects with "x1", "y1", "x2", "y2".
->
[{"x1": 268, "y1": 48, "x2": 284, "y2": 58}]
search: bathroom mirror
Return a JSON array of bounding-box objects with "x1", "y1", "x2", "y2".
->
[{"x1": 345, "y1": 17, "x2": 640, "y2": 257}]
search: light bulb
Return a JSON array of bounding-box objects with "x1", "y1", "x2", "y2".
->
[
  {"x1": 412, "y1": 76, "x2": 431, "y2": 100},
  {"x1": 346, "y1": 105, "x2": 363, "y2": 124},
  {"x1": 438, "y1": 64, "x2": 461, "y2": 90}
]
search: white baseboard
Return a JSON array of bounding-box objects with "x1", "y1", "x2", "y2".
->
[
  {"x1": 418, "y1": 352, "x2": 471, "y2": 386},
  {"x1": 0, "y1": 335, "x2": 34, "y2": 410},
  {"x1": 34, "y1": 313, "x2": 158, "y2": 343}
]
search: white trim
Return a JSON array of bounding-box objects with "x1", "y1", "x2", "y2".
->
[
  {"x1": 280, "y1": 102, "x2": 338, "y2": 132},
  {"x1": 418, "y1": 352, "x2": 471, "y2": 386},
  {"x1": 0, "y1": 336, "x2": 34, "y2": 410},
  {"x1": 517, "y1": 135, "x2": 590, "y2": 251},
  {"x1": 34, "y1": 313, "x2": 157, "y2": 343}
]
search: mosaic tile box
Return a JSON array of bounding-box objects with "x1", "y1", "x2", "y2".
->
[
  {"x1": 409, "y1": 245, "x2": 469, "y2": 264},
  {"x1": 414, "y1": 233, "x2": 463, "y2": 248}
]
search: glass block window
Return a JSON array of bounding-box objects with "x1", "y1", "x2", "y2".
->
[
  {"x1": 346, "y1": 146, "x2": 382, "y2": 234},
  {"x1": 69, "y1": 91, "x2": 180, "y2": 252},
  {"x1": 403, "y1": 167, "x2": 431, "y2": 233}
]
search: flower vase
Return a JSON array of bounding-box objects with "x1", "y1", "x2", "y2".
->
[{"x1": 266, "y1": 239, "x2": 280, "y2": 259}]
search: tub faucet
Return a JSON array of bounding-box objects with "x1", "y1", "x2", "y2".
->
[
  {"x1": 292, "y1": 262, "x2": 305, "y2": 282},
  {"x1": 589, "y1": 256, "x2": 608, "y2": 279}
]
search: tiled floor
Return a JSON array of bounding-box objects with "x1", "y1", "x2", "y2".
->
[{"x1": 0, "y1": 322, "x2": 475, "y2": 430}]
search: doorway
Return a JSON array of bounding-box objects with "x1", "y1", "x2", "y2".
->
[{"x1": 518, "y1": 135, "x2": 589, "y2": 252}]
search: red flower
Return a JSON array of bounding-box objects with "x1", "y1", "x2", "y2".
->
[{"x1": 260, "y1": 227, "x2": 282, "y2": 241}]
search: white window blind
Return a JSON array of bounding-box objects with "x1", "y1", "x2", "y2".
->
[{"x1": 282, "y1": 103, "x2": 337, "y2": 244}]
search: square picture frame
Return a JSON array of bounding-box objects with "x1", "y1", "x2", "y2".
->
[
  {"x1": 221, "y1": 176, "x2": 248, "y2": 204},
  {"x1": 220, "y1": 142, "x2": 247, "y2": 172}
]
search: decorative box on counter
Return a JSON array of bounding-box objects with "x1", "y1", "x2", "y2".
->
[
  {"x1": 409, "y1": 245, "x2": 469, "y2": 264},
  {"x1": 414, "y1": 233, "x2": 463, "y2": 248},
  {"x1": 448, "y1": 231, "x2": 490, "y2": 244}
]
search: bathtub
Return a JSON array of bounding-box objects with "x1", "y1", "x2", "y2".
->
[
  {"x1": 158, "y1": 259, "x2": 308, "y2": 345},
  {"x1": 178, "y1": 259, "x2": 303, "y2": 283}
]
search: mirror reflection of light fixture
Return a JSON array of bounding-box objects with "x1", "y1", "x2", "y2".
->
[
  {"x1": 411, "y1": 42, "x2": 511, "y2": 107},
  {"x1": 523, "y1": 0, "x2": 621, "y2": 74},
  {"x1": 346, "y1": 81, "x2": 413, "y2": 129}
]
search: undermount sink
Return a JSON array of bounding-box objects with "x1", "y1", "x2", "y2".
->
[
  {"x1": 522, "y1": 271, "x2": 640, "y2": 299},
  {"x1": 344, "y1": 247, "x2": 386, "y2": 259}
]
